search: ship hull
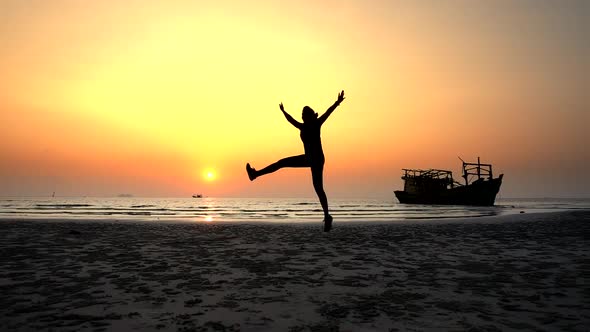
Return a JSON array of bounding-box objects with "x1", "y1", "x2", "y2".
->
[{"x1": 395, "y1": 175, "x2": 503, "y2": 206}]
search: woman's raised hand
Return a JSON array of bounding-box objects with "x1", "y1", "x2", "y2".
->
[
  {"x1": 337, "y1": 90, "x2": 345, "y2": 103},
  {"x1": 279, "y1": 102, "x2": 285, "y2": 112}
]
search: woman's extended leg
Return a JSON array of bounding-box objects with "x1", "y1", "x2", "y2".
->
[
  {"x1": 311, "y1": 164, "x2": 332, "y2": 231},
  {"x1": 247, "y1": 154, "x2": 308, "y2": 180}
]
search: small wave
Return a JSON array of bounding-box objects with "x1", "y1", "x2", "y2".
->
[
  {"x1": 127, "y1": 211, "x2": 152, "y2": 216},
  {"x1": 35, "y1": 204, "x2": 93, "y2": 208}
]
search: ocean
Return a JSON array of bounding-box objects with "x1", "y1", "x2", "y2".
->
[{"x1": 1, "y1": 197, "x2": 589, "y2": 223}]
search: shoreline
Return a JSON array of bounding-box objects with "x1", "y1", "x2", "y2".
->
[
  {"x1": 1, "y1": 210, "x2": 588, "y2": 331},
  {"x1": 1, "y1": 208, "x2": 588, "y2": 226},
  {"x1": 3, "y1": 196, "x2": 589, "y2": 227}
]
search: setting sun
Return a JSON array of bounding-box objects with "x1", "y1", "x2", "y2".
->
[{"x1": 204, "y1": 169, "x2": 216, "y2": 182}]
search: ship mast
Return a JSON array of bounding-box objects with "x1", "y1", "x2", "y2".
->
[{"x1": 459, "y1": 156, "x2": 494, "y2": 185}]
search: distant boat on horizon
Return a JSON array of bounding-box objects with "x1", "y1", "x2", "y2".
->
[
  {"x1": 394, "y1": 157, "x2": 503, "y2": 206},
  {"x1": 192, "y1": 194, "x2": 203, "y2": 198}
]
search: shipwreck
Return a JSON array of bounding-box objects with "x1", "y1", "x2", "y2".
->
[{"x1": 394, "y1": 157, "x2": 503, "y2": 206}]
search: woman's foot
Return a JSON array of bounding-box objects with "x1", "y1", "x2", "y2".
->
[
  {"x1": 246, "y1": 163, "x2": 257, "y2": 181},
  {"x1": 323, "y1": 214, "x2": 333, "y2": 232}
]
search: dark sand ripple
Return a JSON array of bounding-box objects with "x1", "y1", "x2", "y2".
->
[{"x1": 0, "y1": 211, "x2": 589, "y2": 331}]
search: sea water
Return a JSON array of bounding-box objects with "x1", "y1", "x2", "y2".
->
[{"x1": 0, "y1": 197, "x2": 589, "y2": 223}]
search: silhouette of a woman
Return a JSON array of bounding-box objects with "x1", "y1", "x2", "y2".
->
[{"x1": 246, "y1": 90, "x2": 345, "y2": 232}]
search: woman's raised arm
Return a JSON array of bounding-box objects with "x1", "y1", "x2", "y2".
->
[
  {"x1": 280, "y1": 102, "x2": 303, "y2": 129},
  {"x1": 318, "y1": 90, "x2": 345, "y2": 125}
]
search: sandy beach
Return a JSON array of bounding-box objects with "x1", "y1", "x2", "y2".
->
[{"x1": 1, "y1": 210, "x2": 588, "y2": 331}]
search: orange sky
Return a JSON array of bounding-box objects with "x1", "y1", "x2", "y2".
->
[{"x1": 1, "y1": 0, "x2": 588, "y2": 198}]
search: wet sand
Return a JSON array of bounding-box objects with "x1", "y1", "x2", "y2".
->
[{"x1": 1, "y1": 210, "x2": 589, "y2": 331}]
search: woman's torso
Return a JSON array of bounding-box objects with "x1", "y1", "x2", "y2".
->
[{"x1": 300, "y1": 121, "x2": 324, "y2": 163}]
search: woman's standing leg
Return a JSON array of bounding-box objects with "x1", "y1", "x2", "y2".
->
[
  {"x1": 311, "y1": 163, "x2": 332, "y2": 231},
  {"x1": 247, "y1": 154, "x2": 308, "y2": 180}
]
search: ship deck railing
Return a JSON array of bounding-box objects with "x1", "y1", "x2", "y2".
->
[{"x1": 401, "y1": 168, "x2": 453, "y2": 181}]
